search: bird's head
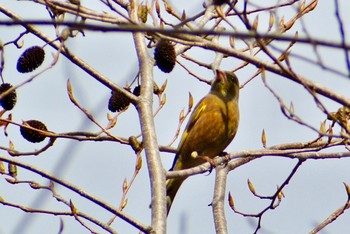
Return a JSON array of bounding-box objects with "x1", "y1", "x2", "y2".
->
[{"x1": 211, "y1": 70, "x2": 239, "y2": 100}]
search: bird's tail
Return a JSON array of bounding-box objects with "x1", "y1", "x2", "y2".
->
[{"x1": 166, "y1": 176, "x2": 186, "y2": 215}]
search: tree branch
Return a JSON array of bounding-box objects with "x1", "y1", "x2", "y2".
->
[
  {"x1": 0, "y1": 155, "x2": 151, "y2": 233},
  {"x1": 129, "y1": 0, "x2": 166, "y2": 233},
  {"x1": 212, "y1": 165, "x2": 230, "y2": 234}
]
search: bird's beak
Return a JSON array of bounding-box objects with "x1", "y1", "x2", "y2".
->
[{"x1": 216, "y1": 70, "x2": 225, "y2": 82}]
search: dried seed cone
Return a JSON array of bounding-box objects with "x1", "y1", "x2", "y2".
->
[
  {"x1": 133, "y1": 85, "x2": 141, "y2": 96},
  {"x1": 17, "y1": 46, "x2": 45, "y2": 73},
  {"x1": 108, "y1": 89, "x2": 131, "y2": 112},
  {"x1": 131, "y1": 84, "x2": 161, "y2": 96},
  {"x1": 213, "y1": 0, "x2": 229, "y2": 5},
  {"x1": 0, "y1": 83, "x2": 17, "y2": 110},
  {"x1": 20, "y1": 120, "x2": 48, "y2": 143},
  {"x1": 154, "y1": 40, "x2": 176, "y2": 73}
]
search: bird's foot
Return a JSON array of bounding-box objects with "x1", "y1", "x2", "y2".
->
[
  {"x1": 218, "y1": 151, "x2": 230, "y2": 167},
  {"x1": 196, "y1": 155, "x2": 216, "y2": 174}
]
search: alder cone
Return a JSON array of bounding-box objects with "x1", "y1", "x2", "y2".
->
[
  {"x1": 20, "y1": 120, "x2": 48, "y2": 143},
  {"x1": 17, "y1": 46, "x2": 45, "y2": 73},
  {"x1": 0, "y1": 83, "x2": 17, "y2": 110},
  {"x1": 154, "y1": 40, "x2": 176, "y2": 73},
  {"x1": 108, "y1": 89, "x2": 131, "y2": 112},
  {"x1": 213, "y1": 0, "x2": 229, "y2": 5}
]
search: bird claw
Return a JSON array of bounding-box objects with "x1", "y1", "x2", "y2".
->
[
  {"x1": 197, "y1": 155, "x2": 216, "y2": 174},
  {"x1": 218, "y1": 151, "x2": 230, "y2": 167}
]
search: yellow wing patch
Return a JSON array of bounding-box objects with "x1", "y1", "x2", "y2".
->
[
  {"x1": 186, "y1": 101, "x2": 207, "y2": 132},
  {"x1": 175, "y1": 100, "x2": 207, "y2": 161}
]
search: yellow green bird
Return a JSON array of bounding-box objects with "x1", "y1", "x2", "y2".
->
[{"x1": 166, "y1": 70, "x2": 240, "y2": 215}]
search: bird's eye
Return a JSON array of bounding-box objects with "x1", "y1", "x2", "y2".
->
[{"x1": 228, "y1": 74, "x2": 238, "y2": 84}]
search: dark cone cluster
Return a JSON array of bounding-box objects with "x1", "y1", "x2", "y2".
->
[
  {"x1": 20, "y1": 120, "x2": 48, "y2": 143},
  {"x1": 17, "y1": 46, "x2": 45, "y2": 73},
  {"x1": 133, "y1": 85, "x2": 141, "y2": 96},
  {"x1": 213, "y1": 0, "x2": 229, "y2": 5},
  {"x1": 108, "y1": 89, "x2": 131, "y2": 112},
  {"x1": 154, "y1": 40, "x2": 176, "y2": 73},
  {"x1": 131, "y1": 84, "x2": 162, "y2": 96},
  {"x1": 0, "y1": 83, "x2": 17, "y2": 110}
]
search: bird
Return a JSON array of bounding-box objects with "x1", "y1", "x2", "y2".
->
[{"x1": 166, "y1": 70, "x2": 240, "y2": 215}]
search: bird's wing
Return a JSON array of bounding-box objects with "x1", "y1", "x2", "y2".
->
[
  {"x1": 170, "y1": 98, "x2": 207, "y2": 170},
  {"x1": 184, "y1": 99, "x2": 207, "y2": 135}
]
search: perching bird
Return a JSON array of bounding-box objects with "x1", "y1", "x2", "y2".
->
[{"x1": 166, "y1": 70, "x2": 240, "y2": 215}]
